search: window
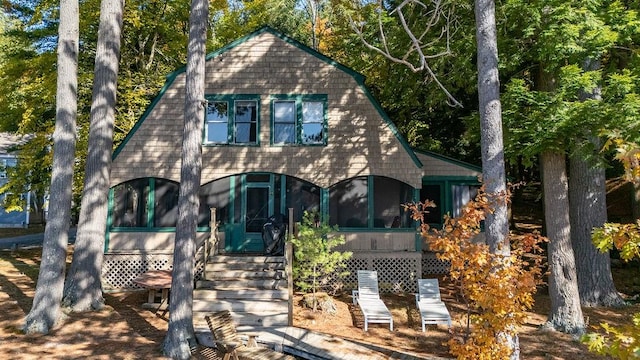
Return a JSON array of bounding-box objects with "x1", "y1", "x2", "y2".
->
[
  {"x1": 452, "y1": 185, "x2": 478, "y2": 217},
  {"x1": 420, "y1": 184, "x2": 443, "y2": 225},
  {"x1": 111, "y1": 178, "x2": 150, "y2": 227},
  {"x1": 285, "y1": 177, "x2": 321, "y2": 222},
  {"x1": 204, "y1": 95, "x2": 259, "y2": 145},
  {"x1": 272, "y1": 95, "x2": 327, "y2": 145},
  {"x1": 205, "y1": 101, "x2": 229, "y2": 143},
  {"x1": 372, "y1": 177, "x2": 413, "y2": 228},
  {"x1": 420, "y1": 179, "x2": 480, "y2": 229},
  {"x1": 199, "y1": 177, "x2": 231, "y2": 227},
  {"x1": 273, "y1": 101, "x2": 296, "y2": 144},
  {"x1": 329, "y1": 176, "x2": 414, "y2": 229},
  {"x1": 0, "y1": 158, "x2": 16, "y2": 179},
  {"x1": 329, "y1": 177, "x2": 368, "y2": 228},
  {"x1": 302, "y1": 102, "x2": 324, "y2": 144},
  {"x1": 154, "y1": 179, "x2": 179, "y2": 227}
]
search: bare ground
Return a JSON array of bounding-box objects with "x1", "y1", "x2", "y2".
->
[{"x1": 0, "y1": 246, "x2": 638, "y2": 359}]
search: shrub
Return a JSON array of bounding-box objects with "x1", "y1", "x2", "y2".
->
[
  {"x1": 582, "y1": 221, "x2": 640, "y2": 358},
  {"x1": 291, "y1": 211, "x2": 352, "y2": 311},
  {"x1": 408, "y1": 188, "x2": 545, "y2": 359}
]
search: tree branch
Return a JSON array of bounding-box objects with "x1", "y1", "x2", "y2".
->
[{"x1": 349, "y1": 0, "x2": 462, "y2": 107}]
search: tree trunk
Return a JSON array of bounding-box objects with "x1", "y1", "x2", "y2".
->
[
  {"x1": 541, "y1": 150, "x2": 585, "y2": 334},
  {"x1": 163, "y1": 0, "x2": 208, "y2": 358},
  {"x1": 633, "y1": 181, "x2": 640, "y2": 221},
  {"x1": 475, "y1": 0, "x2": 518, "y2": 357},
  {"x1": 23, "y1": 0, "x2": 78, "y2": 334},
  {"x1": 569, "y1": 141, "x2": 624, "y2": 307},
  {"x1": 475, "y1": 0, "x2": 509, "y2": 256},
  {"x1": 568, "y1": 57, "x2": 623, "y2": 307},
  {"x1": 63, "y1": 0, "x2": 125, "y2": 312}
]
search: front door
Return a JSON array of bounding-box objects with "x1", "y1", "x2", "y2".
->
[{"x1": 228, "y1": 175, "x2": 274, "y2": 253}]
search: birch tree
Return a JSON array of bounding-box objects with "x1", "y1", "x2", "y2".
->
[
  {"x1": 163, "y1": 0, "x2": 208, "y2": 357},
  {"x1": 63, "y1": 0, "x2": 125, "y2": 312},
  {"x1": 23, "y1": 0, "x2": 78, "y2": 334}
]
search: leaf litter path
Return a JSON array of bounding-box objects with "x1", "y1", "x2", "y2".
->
[{"x1": 1, "y1": 247, "x2": 638, "y2": 359}]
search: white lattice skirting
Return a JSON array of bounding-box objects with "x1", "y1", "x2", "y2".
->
[
  {"x1": 101, "y1": 252, "x2": 205, "y2": 291},
  {"x1": 102, "y1": 251, "x2": 449, "y2": 293}
]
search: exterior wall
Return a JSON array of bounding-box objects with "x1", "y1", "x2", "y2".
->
[
  {"x1": 110, "y1": 31, "x2": 423, "y2": 190},
  {"x1": 107, "y1": 230, "x2": 413, "y2": 253},
  {"x1": 338, "y1": 231, "x2": 415, "y2": 251},
  {"x1": 416, "y1": 151, "x2": 481, "y2": 178},
  {"x1": 106, "y1": 231, "x2": 210, "y2": 252}
]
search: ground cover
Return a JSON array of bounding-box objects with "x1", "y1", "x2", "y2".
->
[{"x1": 0, "y1": 246, "x2": 638, "y2": 359}]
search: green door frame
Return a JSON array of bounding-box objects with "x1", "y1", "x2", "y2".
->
[{"x1": 228, "y1": 174, "x2": 274, "y2": 253}]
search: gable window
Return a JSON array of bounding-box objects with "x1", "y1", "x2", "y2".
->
[
  {"x1": 271, "y1": 95, "x2": 327, "y2": 145},
  {"x1": 204, "y1": 95, "x2": 259, "y2": 145}
]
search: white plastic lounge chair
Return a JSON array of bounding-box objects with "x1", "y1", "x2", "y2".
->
[
  {"x1": 416, "y1": 278, "x2": 452, "y2": 332},
  {"x1": 352, "y1": 270, "x2": 393, "y2": 331}
]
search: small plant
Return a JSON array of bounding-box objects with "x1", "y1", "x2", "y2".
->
[
  {"x1": 582, "y1": 220, "x2": 640, "y2": 358},
  {"x1": 291, "y1": 211, "x2": 352, "y2": 311}
]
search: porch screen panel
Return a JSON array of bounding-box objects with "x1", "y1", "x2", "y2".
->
[
  {"x1": 329, "y1": 177, "x2": 368, "y2": 228},
  {"x1": 246, "y1": 187, "x2": 269, "y2": 233},
  {"x1": 285, "y1": 177, "x2": 320, "y2": 222},
  {"x1": 452, "y1": 185, "x2": 479, "y2": 217},
  {"x1": 154, "y1": 179, "x2": 179, "y2": 227},
  {"x1": 206, "y1": 101, "x2": 229, "y2": 143},
  {"x1": 420, "y1": 184, "x2": 443, "y2": 226},
  {"x1": 199, "y1": 177, "x2": 231, "y2": 227},
  {"x1": 372, "y1": 177, "x2": 413, "y2": 228},
  {"x1": 273, "y1": 101, "x2": 295, "y2": 144},
  {"x1": 234, "y1": 100, "x2": 257, "y2": 144},
  {"x1": 111, "y1": 178, "x2": 149, "y2": 227}
]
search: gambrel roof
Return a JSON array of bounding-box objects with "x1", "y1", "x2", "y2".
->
[{"x1": 113, "y1": 26, "x2": 422, "y2": 169}]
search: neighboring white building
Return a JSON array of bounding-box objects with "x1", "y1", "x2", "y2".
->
[{"x1": 0, "y1": 133, "x2": 34, "y2": 228}]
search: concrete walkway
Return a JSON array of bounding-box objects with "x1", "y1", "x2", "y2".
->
[{"x1": 197, "y1": 326, "x2": 451, "y2": 360}]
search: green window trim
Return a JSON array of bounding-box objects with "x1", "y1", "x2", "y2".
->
[
  {"x1": 270, "y1": 94, "x2": 328, "y2": 146},
  {"x1": 203, "y1": 94, "x2": 261, "y2": 146}
]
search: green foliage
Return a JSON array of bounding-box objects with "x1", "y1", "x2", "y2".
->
[
  {"x1": 209, "y1": 0, "x2": 308, "y2": 49},
  {"x1": 592, "y1": 221, "x2": 640, "y2": 261},
  {"x1": 584, "y1": 221, "x2": 640, "y2": 358},
  {"x1": 409, "y1": 188, "x2": 545, "y2": 359},
  {"x1": 0, "y1": 0, "x2": 191, "y2": 218},
  {"x1": 583, "y1": 313, "x2": 640, "y2": 359},
  {"x1": 328, "y1": 0, "x2": 481, "y2": 161},
  {"x1": 290, "y1": 211, "x2": 352, "y2": 297},
  {"x1": 497, "y1": 0, "x2": 640, "y2": 171}
]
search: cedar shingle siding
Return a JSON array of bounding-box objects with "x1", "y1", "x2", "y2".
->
[{"x1": 111, "y1": 29, "x2": 423, "y2": 189}]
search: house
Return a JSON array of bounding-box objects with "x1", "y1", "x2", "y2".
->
[
  {"x1": 102, "y1": 27, "x2": 481, "y2": 295},
  {"x1": 0, "y1": 133, "x2": 37, "y2": 228}
]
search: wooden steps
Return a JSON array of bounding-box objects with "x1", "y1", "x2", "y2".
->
[{"x1": 193, "y1": 254, "x2": 289, "y2": 332}]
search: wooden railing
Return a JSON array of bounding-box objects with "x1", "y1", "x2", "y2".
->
[
  {"x1": 286, "y1": 207, "x2": 294, "y2": 326},
  {"x1": 201, "y1": 207, "x2": 218, "y2": 281}
]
